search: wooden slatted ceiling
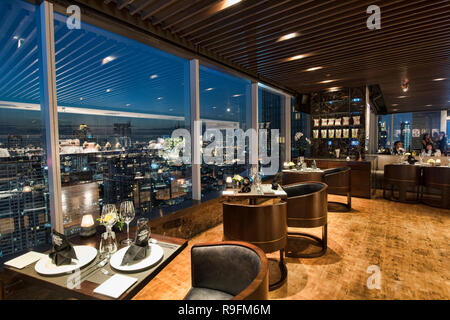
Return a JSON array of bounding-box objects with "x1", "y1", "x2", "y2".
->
[{"x1": 98, "y1": 0, "x2": 449, "y2": 113}]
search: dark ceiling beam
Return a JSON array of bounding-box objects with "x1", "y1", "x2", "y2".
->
[{"x1": 141, "y1": 0, "x2": 177, "y2": 20}]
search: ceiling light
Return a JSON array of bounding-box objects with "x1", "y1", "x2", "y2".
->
[
  {"x1": 432, "y1": 78, "x2": 446, "y2": 81},
  {"x1": 327, "y1": 87, "x2": 342, "y2": 92},
  {"x1": 305, "y1": 66, "x2": 323, "y2": 72},
  {"x1": 285, "y1": 53, "x2": 311, "y2": 62},
  {"x1": 220, "y1": 0, "x2": 242, "y2": 11},
  {"x1": 205, "y1": 88, "x2": 214, "y2": 91},
  {"x1": 393, "y1": 109, "x2": 399, "y2": 112},
  {"x1": 426, "y1": 104, "x2": 432, "y2": 107},
  {"x1": 226, "y1": 108, "x2": 231, "y2": 112},
  {"x1": 106, "y1": 89, "x2": 111, "y2": 93},
  {"x1": 102, "y1": 56, "x2": 115, "y2": 65},
  {"x1": 319, "y1": 79, "x2": 337, "y2": 84},
  {"x1": 126, "y1": 104, "x2": 131, "y2": 107},
  {"x1": 392, "y1": 104, "x2": 398, "y2": 107},
  {"x1": 277, "y1": 32, "x2": 299, "y2": 42},
  {"x1": 397, "y1": 96, "x2": 407, "y2": 98},
  {"x1": 157, "y1": 97, "x2": 163, "y2": 100},
  {"x1": 80, "y1": 98, "x2": 84, "y2": 101},
  {"x1": 150, "y1": 75, "x2": 158, "y2": 79},
  {"x1": 232, "y1": 94, "x2": 242, "y2": 97}
]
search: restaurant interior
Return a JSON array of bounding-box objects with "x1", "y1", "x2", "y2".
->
[{"x1": 0, "y1": 0, "x2": 448, "y2": 302}]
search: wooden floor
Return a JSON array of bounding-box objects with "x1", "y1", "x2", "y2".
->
[{"x1": 133, "y1": 191, "x2": 450, "y2": 300}]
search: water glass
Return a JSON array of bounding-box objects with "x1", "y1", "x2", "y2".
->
[{"x1": 99, "y1": 231, "x2": 117, "y2": 259}]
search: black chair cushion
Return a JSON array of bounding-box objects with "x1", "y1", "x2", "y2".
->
[
  {"x1": 190, "y1": 244, "x2": 261, "y2": 296},
  {"x1": 282, "y1": 182, "x2": 324, "y2": 198},
  {"x1": 184, "y1": 287, "x2": 234, "y2": 300}
]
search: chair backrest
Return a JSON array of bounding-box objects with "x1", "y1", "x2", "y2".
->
[
  {"x1": 282, "y1": 182, "x2": 327, "y2": 228},
  {"x1": 191, "y1": 241, "x2": 268, "y2": 300},
  {"x1": 323, "y1": 167, "x2": 351, "y2": 195},
  {"x1": 282, "y1": 171, "x2": 323, "y2": 185},
  {"x1": 384, "y1": 164, "x2": 421, "y2": 184},
  {"x1": 223, "y1": 201, "x2": 287, "y2": 253}
]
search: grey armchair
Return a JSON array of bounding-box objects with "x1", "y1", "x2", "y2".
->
[{"x1": 184, "y1": 241, "x2": 269, "y2": 300}]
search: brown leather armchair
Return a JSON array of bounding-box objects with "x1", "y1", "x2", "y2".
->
[
  {"x1": 322, "y1": 167, "x2": 351, "y2": 211},
  {"x1": 422, "y1": 167, "x2": 450, "y2": 209},
  {"x1": 383, "y1": 164, "x2": 421, "y2": 203},
  {"x1": 282, "y1": 182, "x2": 328, "y2": 258},
  {"x1": 184, "y1": 241, "x2": 269, "y2": 300},
  {"x1": 222, "y1": 201, "x2": 287, "y2": 291}
]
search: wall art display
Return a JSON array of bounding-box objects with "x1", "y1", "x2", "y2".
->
[
  {"x1": 352, "y1": 128, "x2": 359, "y2": 138},
  {"x1": 313, "y1": 130, "x2": 319, "y2": 139},
  {"x1": 321, "y1": 129, "x2": 328, "y2": 139},
  {"x1": 335, "y1": 129, "x2": 342, "y2": 138},
  {"x1": 328, "y1": 129, "x2": 335, "y2": 138},
  {"x1": 353, "y1": 115, "x2": 361, "y2": 125},
  {"x1": 321, "y1": 118, "x2": 328, "y2": 127},
  {"x1": 343, "y1": 129, "x2": 349, "y2": 138},
  {"x1": 327, "y1": 118, "x2": 335, "y2": 126},
  {"x1": 313, "y1": 118, "x2": 320, "y2": 127},
  {"x1": 334, "y1": 118, "x2": 341, "y2": 126},
  {"x1": 342, "y1": 116, "x2": 350, "y2": 126}
]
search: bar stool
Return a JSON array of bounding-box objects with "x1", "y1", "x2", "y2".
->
[
  {"x1": 383, "y1": 164, "x2": 421, "y2": 203},
  {"x1": 222, "y1": 201, "x2": 287, "y2": 291},
  {"x1": 282, "y1": 182, "x2": 328, "y2": 258}
]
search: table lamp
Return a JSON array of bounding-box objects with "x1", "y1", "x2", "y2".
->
[
  {"x1": 226, "y1": 176, "x2": 233, "y2": 188},
  {"x1": 80, "y1": 214, "x2": 96, "y2": 237}
]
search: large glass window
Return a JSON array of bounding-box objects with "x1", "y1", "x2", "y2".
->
[
  {"x1": 0, "y1": 0, "x2": 50, "y2": 259},
  {"x1": 199, "y1": 65, "x2": 251, "y2": 200},
  {"x1": 258, "y1": 85, "x2": 284, "y2": 175},
  {"x1": 53, "y1": 13, "x2": 191, "y2": 235}
]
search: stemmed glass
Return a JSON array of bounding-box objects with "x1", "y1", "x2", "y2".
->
[
  {"x1": 101, "y1": 204, "x2": 117, "y2": 230},
  {"x1": 99, "y1": 231, "x2": 117, "y2": 259},
  {"x1": 120, "y1": 201, "x2": 135, "y2": 246}
]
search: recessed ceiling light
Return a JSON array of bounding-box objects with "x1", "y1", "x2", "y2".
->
[
  {"x1": 102, "y1": 56, "x2": 115, "y2": 65},
  {"x1": 232, "y1": 94, "x2": 242, "y2": 97},
  {"x1": 327, "y1": 87, "x2": 342, "y2": 92},
  {"x1": 426, "y1": 104, "x2": 432, "y2": 107},
  {"x1": 80, "y1": 98, "x2": 84, "y2": 101},
  {"x1": 432, "y1": 78, "x2": 446, "y2": 81},
  {"x1": 285, "y1": 53, "x2": 311, "y2": 62},
  {"x1": 397, "y1": 96, "x2": 407, "y2": 98},
  {"x1": 277, "y1": 32, "x2": 299, "y2": 42},
  {"x1": 392, "y1": 104, "x2": 398, "y2": 107},
  {"x1": 106, "y1": 89, "x2": 111, "y2": 93},
  {"x1": 157, "y1": 97, "x2": 163, "y2": 100},
  {"x1": 319, "y1": 79, "x2": 337, "y2": 84},
  {"x1": 393, "y1": 109, "x2": 399, "y2": 111},
  {"x1": 150, "y1": 74, "x2": 158, "y2": 79},
  {"x1": 226, "y1": 108, "x2": 231, "y2": 112},
  {"x1": 205, "y1": 88, "x2": 214, "y2": 91},
  {"x1": 219, "y1": 0, "x2": 242, "y2": 11},
  {"x1": 126, "y1": 104, "x2": 131, "y2": 107},
  {"x1": 305, "y1": 66, "x2": 323, "y2": 72}
]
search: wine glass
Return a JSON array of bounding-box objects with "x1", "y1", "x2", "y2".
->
[
  {"x1": 120, "y1": 201, "x2": 135, "y2": 245},
  {"x1": 101, "y1": 204, "x2": 117, "y2": 230}
]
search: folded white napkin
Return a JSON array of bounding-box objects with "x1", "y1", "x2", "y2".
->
[
  {"x1": 94, "y1": 274, "x2": 138, "y2": 299},
  {"x1": 222, "y1": 190, "x2": 235, "y2": 195},
  {"x1": 4, "y1": 251, "x2": 47, "y2": 269}
]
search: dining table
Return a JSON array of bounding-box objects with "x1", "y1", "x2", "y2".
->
[
  {"x1": 222, "y1": 183, "x2": 287, "y2": 205},
  {"x1": 1, "y1": 227, "x2": 187, "y2": 300}
]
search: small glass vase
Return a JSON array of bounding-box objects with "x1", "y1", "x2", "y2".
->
[{"x1": 100, "y1": 225, "x2": 118, "y2": 258}]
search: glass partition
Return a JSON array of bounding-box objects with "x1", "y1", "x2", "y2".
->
[
  {"x1": 199, "y1": 65, "x2": 251, "y2": 200},
  {"x1": 0, "y1": 0, "x2": 50, "y2": 259},
  {"x1": 53, "y1": 13, "x2": 191, "y2": 235}
]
